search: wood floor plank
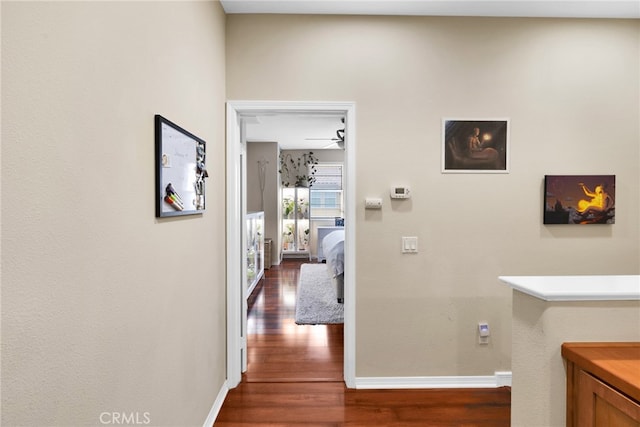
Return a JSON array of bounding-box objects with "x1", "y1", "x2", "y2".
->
[{"x1": 215, "y1": 260, "x2": 511, "y2": 426}]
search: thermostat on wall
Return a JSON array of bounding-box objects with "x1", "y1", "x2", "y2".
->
[{"x1": 390, "y1": 186, "x2": 411, "y2": 199}]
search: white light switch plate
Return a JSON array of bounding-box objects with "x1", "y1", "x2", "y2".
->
[{"x1": 402, "y1": 236, "x2": 418, "y2": 253}]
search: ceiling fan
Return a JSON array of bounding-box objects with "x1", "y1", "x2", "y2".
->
[{"x1": 305, "y1": 119, "x2": 345, "y2": 149}]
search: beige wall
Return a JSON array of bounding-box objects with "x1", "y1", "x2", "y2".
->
[
  {"x1": 227, "y1": 15, "x2": 640, "y2": 378},
  {"x1": 247, "y1": 141, "x2": 279, "y2": 265},
  {"x1": 2, "y1": 1, "x2": 227, "y2": 426}
]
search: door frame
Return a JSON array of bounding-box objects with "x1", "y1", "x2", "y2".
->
[{"x1": 225, "y1": 100, "x2": 356, "y2": 388}]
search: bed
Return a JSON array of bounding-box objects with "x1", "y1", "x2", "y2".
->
[{"x1": 322, "y1": 229, "x2": 345, "y2": 303}]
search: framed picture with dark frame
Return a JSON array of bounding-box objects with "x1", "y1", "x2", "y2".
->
[
  {"x1": 544, "y1": 175, "x2": 615, "y2": 224},
  {"x1": 155, "y1": 115, "x2": 207, "y2": 218},
  {"x1": 442, "y1": 118, "x2": 509, "y2": 173}
]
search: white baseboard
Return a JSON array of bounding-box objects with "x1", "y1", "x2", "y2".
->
[
  {"x1": 495, "y1": 371, "x2": 512, "y2": 387},
  {"x1": 203, "y1": 380, "x2": 229, "y2": 427},
  {"x1": 202, "y1": 373, "x2": 513, "y2": 424},
  {"x1": 355, "y1": 372, "x2": 512, "y2": 389}
]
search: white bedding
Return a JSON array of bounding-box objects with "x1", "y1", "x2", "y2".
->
[
  {"x1": 322, "y1": 229, "x2": 345, "y2": 303},
  {"x1": 322, "y1": 229, "x2": 344, "y2": 278}
]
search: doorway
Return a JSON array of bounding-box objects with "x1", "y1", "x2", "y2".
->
[{"x1": 226, "y1": 101, "x2": 356, "y2": 389}]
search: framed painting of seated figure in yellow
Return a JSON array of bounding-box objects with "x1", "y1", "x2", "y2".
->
[
  {"x1": 544, "y1": 175, "x2": 616, "y2": 224},
  {"x1": 442, "y1": 119, "x2": 509, "y2": 173}
]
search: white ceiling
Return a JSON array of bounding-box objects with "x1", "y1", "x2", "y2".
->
[
  {"x1": 245, "y1": 114, "x2": 346, "y2": 150},
  {"x1": 220, "y1": 0, "x2": 640, "y2": 19}
]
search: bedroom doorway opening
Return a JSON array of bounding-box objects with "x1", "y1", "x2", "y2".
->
[{"x1": 226, "y1": 101, "x2": 356, "y2": 389}]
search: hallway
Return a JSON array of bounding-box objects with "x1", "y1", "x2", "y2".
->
[{"x1": 215, "y1": 260, "x2": 511, "y2": 426}]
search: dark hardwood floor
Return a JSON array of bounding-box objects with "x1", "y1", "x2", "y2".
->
[
  {"x1": 244, "y1": 259, "x2": 344, "y2": 383},
  {"x1": 215, "y1": 259, "x2": 511, "y2": 426}
]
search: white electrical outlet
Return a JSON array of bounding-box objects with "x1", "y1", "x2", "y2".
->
[{"x1": 478, "y1": 322, "x2": 490, "y2": 345}]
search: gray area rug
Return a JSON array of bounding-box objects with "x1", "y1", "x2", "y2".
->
[{"x1": 295, "y1": 263, "x2": 344, "y2": 325}]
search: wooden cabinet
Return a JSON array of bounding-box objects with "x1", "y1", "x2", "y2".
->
[{"x1": 562, "y1": 343, "x2": 640, "y2": 427}]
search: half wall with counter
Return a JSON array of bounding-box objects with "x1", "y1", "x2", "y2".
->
[{"x1": 500, "y1": 275, "x2": 640, "y2": 427}]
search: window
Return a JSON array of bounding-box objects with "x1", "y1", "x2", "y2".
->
[
  {"x1": 310, "y1": 163, "x2": 343, "y2": 218},
  {"x1": 311, "y1": 164, "x2": 342, "y2": 190}
]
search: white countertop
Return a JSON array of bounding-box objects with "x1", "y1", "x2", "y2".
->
[{"x1": 499, "y1": 275, "x2": 640, "y2": 301}]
